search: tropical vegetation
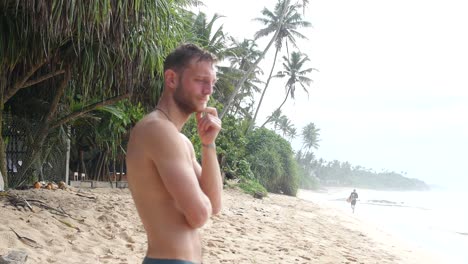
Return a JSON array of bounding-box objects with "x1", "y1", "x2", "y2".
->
[{"x1": 0, "y1": 0, "x2": 428, "y2": 194}]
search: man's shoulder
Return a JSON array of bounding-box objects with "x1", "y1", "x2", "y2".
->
[
  {"x1": 129, "y1": 118, "x2": 177, "y2": 153},
  {"x1": 179, "y1": 133, "x2": 192, "y2": 144},
  {"x1": 133, "y1": 114, "x2": 176, "y2": 138}
]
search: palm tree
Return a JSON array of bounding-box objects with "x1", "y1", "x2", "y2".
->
[
  {"x1": 301, "y1": 0, "x2": 310, "y2": 14},
  {"x1": 261, "y1": 51, "x2": 315, "y2": 128},
  {"x1": 190, "y1": 12, "x2": 228, "y2": 59},
  {"x1": 287, "y1": 126, "x2": 297, "y2": 142},
  {"x1": 265, "y1": 109, "x2": 283, "y2": 130},
  {"x1": 228, "y1": 38, "x2": 263, "y2": 74},
  {"x1": 220, "y1": 0, "x2": 300, "y2": 119},
  {"x1": 301, "y1": 122, "x2": 320, "y2": 153},
  {"x1": 277, "y1": 115, "x2": 295, "y2": 137},
  {"x1": 249, "y1": 0, "x2": 311, "y2": 131},
  {"x1": 215, "y1": 38, "x2": 263, "y2": 119}
]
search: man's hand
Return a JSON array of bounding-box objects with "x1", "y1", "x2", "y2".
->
[{"x1": 196, "y1": 107, "x2": 222, "y2": 145}]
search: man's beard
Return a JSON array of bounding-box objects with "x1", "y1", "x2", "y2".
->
[{"x1": 174, "y1": 83, "x2": 198, "y2": 115}]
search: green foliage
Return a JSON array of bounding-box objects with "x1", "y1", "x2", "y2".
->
[
  {"x1": 215, "y1": 115, "x2": 249, "y2": 171},
  {"x1": 239, "y1": 177, "x2": 268, "y2": 198},
  {"x1": 181, "y1": 111, "x2": 269, "y2": 199},
  {"x1": 0, "y1": 0, "x2": 192, "y2": 187},
  {"x1": 94, "y1": 99, "x2": 145, "y2": 153},
  {"x1": 236, "y1": 159, "x2": 255, "y2": 179},
  {"x1": 0, "y1": 0, "x2": 312, "y2": 196},
  {"x1": 181, "y1": 114, "x2": 202, "y2": 155},
  {"x1": 182, "y1": 112, "x2": 251, "y2": 178},
  {"x1": 67, "y1": 99, "x2": 144, "y2": 180},
  {"x1": 246, "y1": 128, "x2": 298, "y2": 196}
]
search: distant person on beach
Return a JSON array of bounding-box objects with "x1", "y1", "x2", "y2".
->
[
  {"x1": 348, "y1": 189, "x2": 359, "y2": 213},
  {"x1": 126, "y1": 43, "x2": 222, "y2": 264}
]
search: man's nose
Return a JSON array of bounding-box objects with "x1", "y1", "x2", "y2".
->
[{"x1": 203, "y1": 84, "x2": 213, "y2": 95}]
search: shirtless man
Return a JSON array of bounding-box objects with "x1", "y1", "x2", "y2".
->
[{"x1": 126, "y1": 43, "x2": 222, "y2": 264}]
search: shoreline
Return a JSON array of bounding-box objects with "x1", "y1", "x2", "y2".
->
[
  {"x1": 299, "y1": 187, "x2": 468, "y2": 264},
  {"x1": 203, "y1": 188, "x2": 439, "y2": 263},
  {"x1": 1, "y1": 186, "x2": 439, "y2": 263}
]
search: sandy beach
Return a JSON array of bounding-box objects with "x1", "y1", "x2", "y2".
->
[{"x1": 0, "y1": 186, "x2": 438, "y2": 263}]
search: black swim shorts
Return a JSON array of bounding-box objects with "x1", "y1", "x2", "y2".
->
[{"x1": 142, "y1": 257, "x2": 196, "y2": 264}]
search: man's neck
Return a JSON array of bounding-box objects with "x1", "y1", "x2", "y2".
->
[{"x1": 156, "y1": 98, "x2": 190, "y2": 132}]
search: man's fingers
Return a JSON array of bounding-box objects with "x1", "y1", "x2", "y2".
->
[
  {"x1": 198, "y1": 114, "x2": 221, "y2": 132},
  {"x1": 202, "y1": 107, "x2": 218, "y2": 117}
]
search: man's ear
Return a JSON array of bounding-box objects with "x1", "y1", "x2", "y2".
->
[{"x1": 164, "y1": 69, "x2": 178, "y2": 90}]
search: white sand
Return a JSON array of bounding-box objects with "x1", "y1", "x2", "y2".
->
[{"x1": 0, "y1": 187, "x2": 440, "y2": 263}]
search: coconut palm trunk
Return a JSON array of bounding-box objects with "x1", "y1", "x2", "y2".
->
[
  {"x1": 0, "y1": 110, "x2": 6, "y2": 190},
  {"x1": 242, "y1": 0, "x2": 310, "y2": 127},
  {"x1": 261, "y1": 87, "x2": 291, "y2": 128},
  {"x1": 249, "y1": 47, "x2": 280, "y2": 131},
  {"x1": 219, "y1": 32, "x2": 279, "y2": 119}
]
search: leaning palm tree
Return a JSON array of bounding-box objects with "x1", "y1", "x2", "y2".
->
[
  {"x1": 261, "y1": 51, "x2": 315, "y2": 128},
  {"x1": 215, "y1": 38, "x2": 263, "y2": 119},
  {"x1": 220, "y1": 0, "x2": 299, "y2": 119},
  {"x1": 248, "y1": 0, "x2": 311, "y2": 131},
  {"x1": 228, "y1": 38, "x2": 263, "y2": 75},
  {"x1": 0, "y1": 0, "x2": 192, "y2": 188}
]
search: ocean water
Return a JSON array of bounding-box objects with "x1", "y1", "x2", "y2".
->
[{"x1": 298, "y1": 188, "x2": 468, "y2": 264}]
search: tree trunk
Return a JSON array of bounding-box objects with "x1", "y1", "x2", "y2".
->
[
  {"x1": 0, "y1": 56, "x2": 64, "y2": 189},
  {"x1": 0, "y1": 113, "x2": 6, "y2": 190},
  {"x1": 119, "y1": 157, "x2": 124, "y2": 181},
  {"x1": 261, "y1": 87, "x2": 291, "y2": 128},
  {"x1": 219, "y1": 34, "x2": 276, "y2": 119},
  {"x1": 79, "y1": 150, "x2": 87, "y2": 178},
  {"x1": 248, "y1": 47, "x2": 280, "y2": 131},
  {"x1": 13, "y1": 71, "x2": 128, "y2": 187},
  {"x1": 112, "y1": 157, "x2": 116, "y2": 181},
  {"x1": 65, "y1": 126, "x2": 71, "y2": 184},
  {"x1": 16, "y1": 69, "x2": 71, "y2": 185},
  {"x1": 0, "y1": 89, "x2": 8, "y2": 190},
  {"x1": 93, "y1": 151, "x2": 103, "y2": 180},
  {"x1": 0, "y1": 170, "x2": 4, "y2": 191}
]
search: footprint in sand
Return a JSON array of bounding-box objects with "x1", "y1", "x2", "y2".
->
[
  {"x1": 97, "y1": 214, "x2": 109, "y2": 222},
  {"x1": 126, "y1": 243, "x2": 135, "y2": 251},
  {"x1": 344, "y1": 254, "x2": 358, "y2": 262},
  {"x1": 119, "y1": 231, "x2": 135, "y2": 243}
]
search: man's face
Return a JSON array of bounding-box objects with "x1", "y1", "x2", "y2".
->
[{"x1": 173, "y1": 59, "x2": 216, "y2": 114}]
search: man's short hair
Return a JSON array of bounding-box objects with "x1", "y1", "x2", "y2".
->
[{"x1": 164, "y1": 43, "x2": 217, "y2": 73}]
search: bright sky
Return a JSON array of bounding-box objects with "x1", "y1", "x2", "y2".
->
[{"x1": 196, "y1": 0, "x2": 468, "y2": 190}]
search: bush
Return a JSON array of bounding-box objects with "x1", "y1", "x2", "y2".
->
[
  {"x1": 246, "y1": 128, "x2": 299, "y2": 196},
  {"x1": 239, "y1": 177, "x2": 268, "y2": 199}
]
